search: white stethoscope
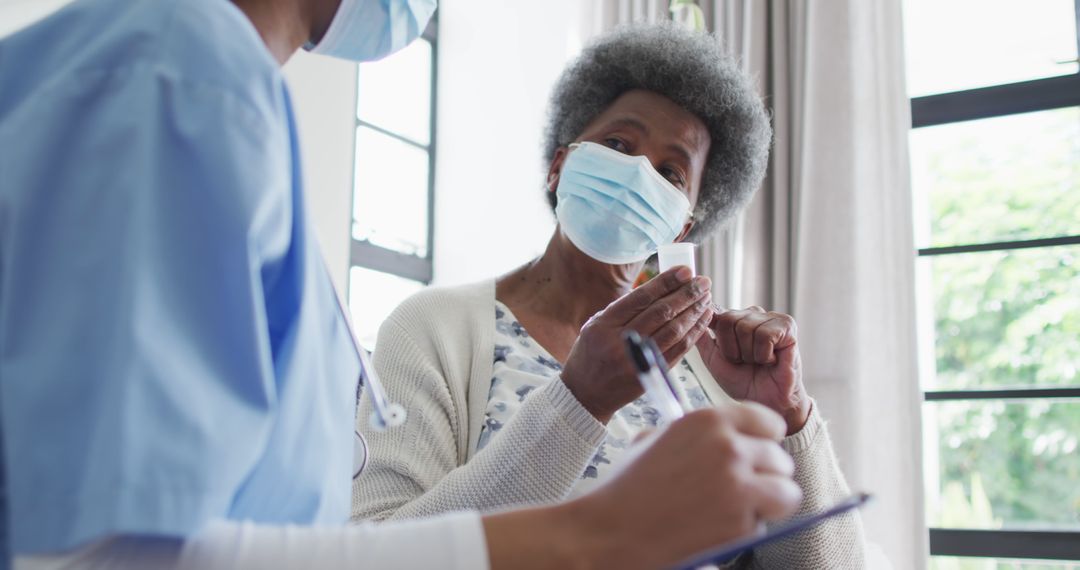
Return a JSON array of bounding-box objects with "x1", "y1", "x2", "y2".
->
[{"x1": 322, "y1": 261, "x2": 406, "y2": 479}]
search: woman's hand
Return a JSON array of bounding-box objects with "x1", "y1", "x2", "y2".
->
[
  {"x1": 696, "y1": 307, "x2": 811, "y2": 435},
  {"x1": 560, "y1": 267, "x2": 714, "y2": 423}
]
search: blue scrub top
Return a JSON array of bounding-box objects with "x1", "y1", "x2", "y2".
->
[{"x1": 0, "y1": 0, "x2": 360, "y2": 555}]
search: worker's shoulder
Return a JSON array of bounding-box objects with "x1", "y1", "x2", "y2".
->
[
  {"x1": 159, "y1": 0, "x2": 283, "y2": 97},
  {"x1": 0, "y1": 0, "x2": 282, "y2": 120}
]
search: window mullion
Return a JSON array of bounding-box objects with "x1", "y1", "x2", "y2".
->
[
  {"x1": 924, "y1": 387, "x2": 1080, "y2": 401},
  {"x1": 916, "y1": 235, "x2": 1080, "y2": 257},
  {"x1": 930, "y1": 528, "x2": 1080, "y2": 560},
  {"x1": 1075, "y1": 0, "x2": 1080, "y2": 62},
  {"x1": 911, "y1": 75, "x2": 1080, "y2": 128}
]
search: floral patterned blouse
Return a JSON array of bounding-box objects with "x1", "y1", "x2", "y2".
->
[{"x1": 477, "y1": 300, "x2": 719, "y2": 497}]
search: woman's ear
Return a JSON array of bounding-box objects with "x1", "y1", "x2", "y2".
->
[{"x1": 546, "y1": 147, "x2": 569, "y2": 194}]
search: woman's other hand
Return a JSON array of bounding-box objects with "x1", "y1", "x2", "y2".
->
[
  {"x1": 697, "y1": 307, "x2": 811, "y2": 435},
  {"x1": 560, "y1": 267, "x2": 714, "y2": 423}
]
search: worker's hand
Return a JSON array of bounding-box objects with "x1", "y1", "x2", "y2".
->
[
  {"x1": 560, "y1": 267, "x2": 714, "y2": 423},
  {"x1": 567, "y1": 404, "x2": 801, "y2": 570},
  {"x1": 696, "y1": 306, "x2": 811, "y2": 435}
]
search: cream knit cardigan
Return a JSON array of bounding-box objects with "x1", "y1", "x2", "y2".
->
[{"x1": 353, "y1": 280, "x2": 866, "y2": 569}]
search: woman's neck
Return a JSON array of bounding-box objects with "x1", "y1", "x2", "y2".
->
[{"x1": 500, "y1": 231, "x2": 642, "y2": 331}]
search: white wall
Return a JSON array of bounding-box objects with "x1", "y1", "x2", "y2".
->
[
  {"x1": 432, "y1": 0, "x2": 590, "y2": 285},
  {"x1": 282, "y1": 53, "x2": 356, "y2": 292}
]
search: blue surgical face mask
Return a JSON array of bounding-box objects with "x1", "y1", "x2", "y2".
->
[
  {"x1": 555, "y1": 142, "x2": 692, "y2": 265},
  {"x1": 305, "y1": 0, "x2": 437, "y2": 62}
]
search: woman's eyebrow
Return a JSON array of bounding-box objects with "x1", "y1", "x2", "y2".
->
[
  {"x1": 606, "y1": 117, "x2": 650, "y2": 135},
  {"x1": 665, "y1": 143, "x2": 693, "y2": 167}
]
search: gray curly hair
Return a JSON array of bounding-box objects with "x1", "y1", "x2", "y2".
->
[{"x1": 543, "y1": 21, "x2": 772, "y2": 242}]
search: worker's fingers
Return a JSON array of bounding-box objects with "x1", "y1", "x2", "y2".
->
[
  {"x1": 748, "y1": 474, "x2": 803, "y2": 522},
  {"x1": 742, "y1": 438, "x2": 795, "y2": 477},
  {"x1": 724, "y1": 401, "x2": 787, "y2": 441}
]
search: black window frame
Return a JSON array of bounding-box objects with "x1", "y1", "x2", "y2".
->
[
  {"x1": 910, "y1": 0, "x2": 1080, "y2": 562},
  {"x1": 349, "y1": 13, "x2": 439, "y2": 285}
]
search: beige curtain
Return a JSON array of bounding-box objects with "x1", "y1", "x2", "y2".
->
[
  {"x1": 583, "y1": 0, "x2": 668, "y2": 33},
  {"x1": 584, "y1": 1, "x2": 927, "y2": 568}
]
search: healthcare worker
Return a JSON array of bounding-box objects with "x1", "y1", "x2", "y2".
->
[{"x1": 0, "y1": 0, "x2": 802, "y2": 568}]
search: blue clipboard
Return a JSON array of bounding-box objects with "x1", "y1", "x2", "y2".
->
[{"x1": 673, "y1": 492, "x2": 872, "y2": 569}]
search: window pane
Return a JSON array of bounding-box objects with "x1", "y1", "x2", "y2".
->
[
  {"x1": 904, "y1": 0, "x2": 1078, "y2": 97},
  {"x1": 357, "y1": 38, "x2": 432, "y2": 145},
  {"x1": 910, "y1": 108, "x2": 1080, "y2": 250},
  {"x1": 918, "y1": 245, "x2": 1079, "y2": 391},
  {"x1": 352, "y1": 126, "x2": 430, "y2": 256},
  {"x1": 347, "y1": 266, "x2": 425, "y2": 350},
  {"x1": 931, "y1": 557, "x2": 1080, "y2": 569},
  {"x1": 924, "y1": 399, "x2": 1080, "y2": 531}
]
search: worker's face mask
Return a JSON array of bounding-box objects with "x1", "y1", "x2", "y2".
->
[
  {"x1": 305, "y1": 0, "x2": 437, "y2": 62},
  {"x1": 555, "y1": 142, "x2": 692, "y2": 265}
]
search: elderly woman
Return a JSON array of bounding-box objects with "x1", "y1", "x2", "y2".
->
[{"x1": 354, "y1": 23, "x2": 865, "y2": 568}]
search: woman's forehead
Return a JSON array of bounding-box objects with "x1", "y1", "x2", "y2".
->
[{"x1": 583, "y1": 90, "x2": 711, "y2": 155}]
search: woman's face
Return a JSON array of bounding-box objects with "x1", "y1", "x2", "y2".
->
[{"x1": 548, "y1": 89, "x2": 712, "y2": 240}]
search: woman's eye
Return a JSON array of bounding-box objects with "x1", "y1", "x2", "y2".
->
[
  {"x1": 604, "y1": 138, "x2": 628, "y2": 153},
  {"x1": 660, "y1": 167, "x2": 686, "y2": 187}
]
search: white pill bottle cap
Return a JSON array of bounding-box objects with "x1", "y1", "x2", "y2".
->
[{"x1": 657, "y1": 242, "x2": 696, "y2": 276}]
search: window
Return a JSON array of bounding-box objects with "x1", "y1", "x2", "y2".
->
[
  {"x1": 347, "y1": 15, "x2": 438, "y2": 349},
  {"x1": 0, "y1": 0, "x2": 71, "y2": 37},
  {"x1": 904, "y1": 0, "x2": 1080, "y2": 567}
]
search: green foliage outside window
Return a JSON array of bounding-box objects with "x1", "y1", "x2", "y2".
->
[{"x1": 916, "y1": 106, "x2": 1080, "y2": 565}]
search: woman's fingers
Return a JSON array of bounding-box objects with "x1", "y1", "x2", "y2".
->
[
  {"x1": 600, "y1": 267, "x2": 695, "y2": 326},
  {"x1": 713, "y1": 308, "x2": 796, "y2": 365},
  {"x1": 734, "y1": 308, "x2": 766, "y2": 364},
  {"x1": 659, "y1": 305, "x2": 713, "y2": 364},
  {"x1": 713, "y1": 310, "x2": 743, "y2": 363},
  {"x1": 625, "y1": 275, "x2": 712, "y2": 338},
  {"x1": 649, "y1": 288, "x2": 712, "y2": 354}
]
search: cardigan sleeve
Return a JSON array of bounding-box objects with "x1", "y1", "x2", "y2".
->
[
  {"x1": 737, "y1": 401, "x2": 867, "y2": 569},
  {"x1": 351, "y1": 295, "x2": 607, "y2": 522}
]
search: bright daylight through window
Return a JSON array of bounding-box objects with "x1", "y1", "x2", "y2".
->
[
  {"x1": 904, "y1": 0, "x2": 1080, "y2": 568},
  {"x1": 348, "y1": 16, "x2": 437, "y2": 349}
]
